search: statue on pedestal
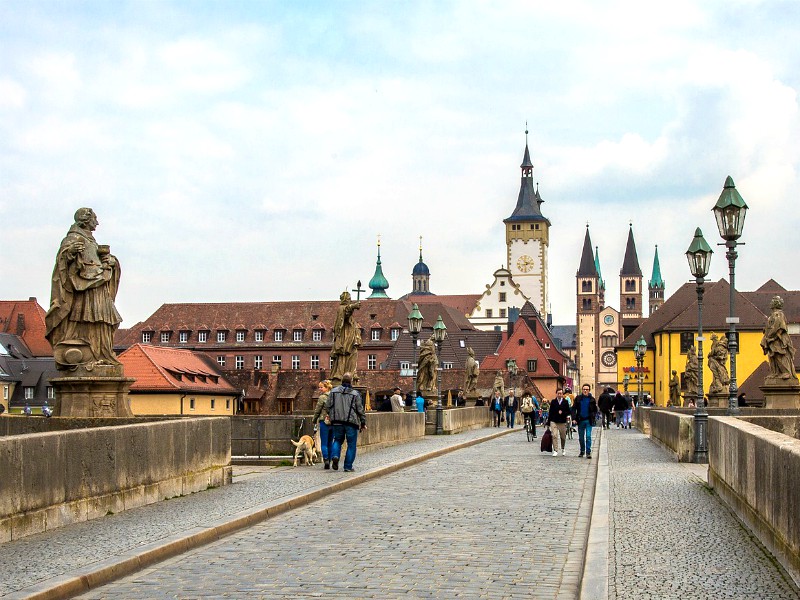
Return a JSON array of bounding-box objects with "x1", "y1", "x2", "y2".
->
[
  {"x1": 45, "y1": 208, "x2": 122, "y2": 372},
  {"x1": 669, "y1": 370, "x2": 680, "y2": 406},
  {"x1": 708, "y1": 333, "x2": 730, "y2": 394},
  {"x1": 330, "y1": 291, "x2": 361, "y2": 383},
  {"x1": 761, "y1": 296, "x2": 798, "y2": 384},
  {"x1": 684, "y1": 345, "x2": 699, "y2": 398},
  {"x1": 493, "y1": 370, "x2": 505, "y2": 398},
  {"x1": 416, "y1": 337, "x2": 438, "y2": 394},
  {"x1": 463, "y1": 347, "x2": 479, "y2": 394}
]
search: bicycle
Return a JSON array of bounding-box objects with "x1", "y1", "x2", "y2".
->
[{"x1": 524, "y1": 413, "x2": 536, "y2": 442}]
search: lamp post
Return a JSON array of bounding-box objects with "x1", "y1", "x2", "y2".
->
[
  {"x1": 622, "y1": 374, "x2": 630, "y2": 400},
  {"x1": 432, "y1": 315, "x2": 447, "y2": 435},
  {"x1": 407, "y1": 303, "x2": 424, "y2": 404},
  {"x1": 634, "y1": 336, "x2": 647, "y2": 406},
  {"x1": 713, "y1": 176, "x2": 748, "y2": 416},
  {"x1": 506, "y1": 359, "x2": 518, "y2": 395},
  {"x1": 686, "y1": 227, "x2": 713, "y2": 463}
]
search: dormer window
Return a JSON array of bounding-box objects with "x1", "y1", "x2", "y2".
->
[
  {"x1": 142, "y1": 332, "x2": 153, "y2": 343},
  {"x1": 161, "y1": 332, "x2": 171, "y2": 343},
  {"x1": 293, "y1": 330, "x2": 303, "y2": 342},
  {"x1": 371, "y1": 329, "x2": 381, "y2": 341},
  {"x1": 391, "y1": 328, "x2": 400, "y2": 341},
  {"x1": 275, "y1": 330, "x2": 284, "y2": 342},
  {"x1": 236, "y1": 331, "x2": 246, "y2": 342},
  {"x1": 217, "y1": 331, "x2": 227, "y2": 343}
]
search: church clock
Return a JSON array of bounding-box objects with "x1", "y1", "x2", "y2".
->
[
  {"x1": 516, "y1": 254, "x2": 535, "y2": 273},
  {"x1": 601, "y1": 351, "x2": 617, "y2": 367}
]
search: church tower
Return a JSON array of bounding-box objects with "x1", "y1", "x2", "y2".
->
[
  {"x1": 648, "y1": 245, "x2": 665, "y2": 315},
  {"x1": 576, "y1": 226, "x2": 600, "y2": 389},
  {"x1": 619, "y1": 224, "x2": 643, "y2": 319},
  {"x1": 410, "y1": 237, "x2": 432, "y2": 296},
  {"x1": 594, "y1": 246, "x2": 606, "y2": 309},
  {"x1": 504, "y1": 129, "x2": 551, "y2": 319},
  {"x1": 367, "y1": 237, "x2": 390, "y2": 299}
]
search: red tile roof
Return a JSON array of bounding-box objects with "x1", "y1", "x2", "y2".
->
[
  {"x1": 119, "y1": 344, "x2": 238, "y2": 394},
  {"x1": 481, "y1": 318, "x2": 560, "y2": 378},
  {"x1": 406, "y1": 294, "x2": 481, "y2": 317},
  {"x1": 0, "y1": 299, "x2": 51, "y2": 357}
]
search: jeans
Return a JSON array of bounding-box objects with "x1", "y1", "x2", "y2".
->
[
  {"x1": 331, "y1": 424, "x2": 359, "y2": 470},
  {"x1": 318, "y1": 421, "x2": 333, "y2": 461},
  {"x1": 624, "y1": 409, "x2": 632, "y2": 428},
  {"x1": 505, "y1": 409, "x2": 515, "y2": 427},
  {"x1": 578, "y1": 420, "x2": 593, "y2": 455}
]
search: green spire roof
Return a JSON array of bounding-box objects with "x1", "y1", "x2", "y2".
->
[
  {"x1": 649, "y1": 245, "x2": 664, "y2": 288},
  {"x1": 594, "y1": 246, "x2": 605, "y2": 290},
  {"x1": 368, "y1": 239, "x2": 390, "y2": 298}
]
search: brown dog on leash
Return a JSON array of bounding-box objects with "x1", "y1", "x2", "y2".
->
[{"x1": 291, "y1": 435, "x2": 319, "y2": 467}]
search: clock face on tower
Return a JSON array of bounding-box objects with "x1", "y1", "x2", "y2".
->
[
  {"x1": 604, "y1": 315, "x2": 615, "y2": 325},
  {"x1": 601, "y1": 351, "x2": 617, "y2": 367},
  {"x1": 516, "y1": 254, "x2": 535, "y2": 273}
]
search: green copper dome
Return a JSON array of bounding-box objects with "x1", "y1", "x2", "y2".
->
[
  {"x1": 649, "y1": 245, "x2": 664, "y2": 288},
  {"x1": 368, "y1": 243, "x2": 390, "y2": 298}
]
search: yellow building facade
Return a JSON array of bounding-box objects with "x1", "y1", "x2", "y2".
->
[{"x1": 130, "y1": 392, "x2": 236, "y2": 416}]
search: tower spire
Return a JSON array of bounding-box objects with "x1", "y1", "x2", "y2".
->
[{"x1": 367, "y1": 234, "x2": 390, "y2": 298}]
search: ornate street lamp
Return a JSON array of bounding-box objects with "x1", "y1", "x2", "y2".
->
[
  {"x1": 713, "y1": 176, "x2": 748, "y2": 416},
  {"x1": 432, "y1": 314, "x2": 447, "y2": 435},
  {"x1": 622, "y1": 374, "x2": 630, "y2": 400},
  {"x1": 634, "y1": 336, "x2": 647, "y2": 406},
  {"x1": 407, "y1": 303, "x2": 424, "y2": 403},
  {"x1": 506, "y1": 358, "x2": 518, "y2": 396},
  {"x1": 686, "y1": 227, "x2": 713, "y2": 463}
]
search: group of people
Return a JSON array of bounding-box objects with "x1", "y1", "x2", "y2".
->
[
  {"x1": 597, "y1": 387, "x2": 634, "y2": 429},
  {"x1": 311, "y1": 373, "x2": 366, "y2": 472},
  {"x1": 545, "y1": 385, "x2": 598, "y2": 458}
]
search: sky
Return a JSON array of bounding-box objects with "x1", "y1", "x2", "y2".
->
[{"x1": 2, "y1": 1, "x2": 799, "y2": 328}]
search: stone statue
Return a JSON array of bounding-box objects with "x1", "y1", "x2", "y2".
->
[
  {"x1": 463, "y1": 347, "x2": 479, "y2": 394},
  {"x1": 761, "y1": 295, "x2": 798, "y2": 383},
  {"x1": 493, "y1": 370, "x2": 505, "y2": 398},
  {"x1": 684, "y1": 345, "x2": 699, "y2": 398},
  {"x1": 45, "y1": 208, "x2": 122, "y2": 371},
  {"x1": 708, "y1": 333, "x2": 730, "y2": 394},
  {"x1": 669, "y1": 370, "x2": 680, "y2": 406},
  {"x1": 416, "y1": 337, "x2": 438, "y2": 393},
  {"x1": 330, "y1": 291, "x2": 361, "y2": 382}
]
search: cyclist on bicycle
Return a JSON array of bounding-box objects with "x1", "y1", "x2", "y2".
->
[{"x1": 521, "y1": 393, "x2": 537, "y2": 438}]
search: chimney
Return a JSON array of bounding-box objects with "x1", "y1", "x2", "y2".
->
[{"x1": 16, "y1": 313, "x2": 25, "y2": 336}]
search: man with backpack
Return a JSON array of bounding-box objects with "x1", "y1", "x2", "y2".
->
[
  {"x1": 573, "y1": 384, "x2": 598, "y2": 459},
  {"x1": 325, "y1": 372, "x2": 367, "y2": 472}
]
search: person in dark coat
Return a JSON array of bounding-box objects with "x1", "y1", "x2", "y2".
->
[
  {"x1": 598, "y1": 387, "x2": 614, "y2": 429},
  {"x1": 503, "y1": 390, "x2": 519, "y2": 428},
  {"x1": 612, "y1": 391, "x2": 628, "y2": 428},
  {"x1": 572, "y1": 384, "x2": 598, "y2": 458}
]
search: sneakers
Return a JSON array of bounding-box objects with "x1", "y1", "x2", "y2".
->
[
  {"x1": 552, "y1": 450, "x2": 558, "y2": 457},
  {"x1": 344, "y1": 468, "x2": 355, "y2": 472},
  {"x1": 324, "y1": 460, "x2": 330, "y2": 470},
  {"x1": 332, "y1": 457, "x2": 339, "y2": 471},
  {"x1": 587, "y1": 454, "x2": 592, "y2": 459},
  {"x1": 561, "y1": 449, "x2": 565, "y2": 456}
]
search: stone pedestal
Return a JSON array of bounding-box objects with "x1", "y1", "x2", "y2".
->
[
  {"x1": 681, "y1": 392, "x2": 697, "y2": 407},
  {"x1": 51, "y1": 364, "x2": 134, "y2": 417},
  {"x1": 760, "y1": 380, "x2": 800, "y2": 409},
  {"x1": 706, "y1": 392, "x2": 729, "y2": 409}
]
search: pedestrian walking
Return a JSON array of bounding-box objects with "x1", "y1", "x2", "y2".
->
[
  {"x1": 389, "y1": 387, "x2": 405, "y2": 412},
  {"x1": 490, "y1": 390, "x2": 503, "y2": 427},
  {"x1": 613, "y1": 390, "x2": 627, "y2": 428},
  {"x1": 312, "y1": 379, "x2": 334, "y2": 469},
  {"x1": 573, "y1": 384, "x2": 598, "y2": 458},
  {"x1": 598, "y1": 387, "x2": 614, "y2": 429},
  {"x1": 504, "y1": 389, "x2": 518, "y2": 428},
  {"x1": 546, "y1": 389, "x2": 570, "y2": 457},
  {"x1": 325, "y1": 372, "x2": 367, "y2": 472},
  {"x1": 623, "y1": 393, "x2": 634, "y2": 429}
]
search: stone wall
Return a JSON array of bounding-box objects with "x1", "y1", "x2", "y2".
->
[
  {"x1": 425, "y1": 406, "x2": 490, "y2": 435},
  {"x1": 360, "y1": 411, "x2": 425, "y2": 449},
  {"x1": 648, "y1": 409, "x2": 694, "y2": 462},
  {"x1": 0, "y1": 415, "x2": 176, "y2": 436},
  {"x1": 0, "y1": 417, "x2": 231, "y2": 542},
  {"x1": 738, "y1": 416, "x2": 800, "y2": 440},
  {"x1": 708, "y1": 417, "x2": 800, "y2": 587},
  {"x1": 632, "y1": 406, "x2": 652, "y2": 435}
]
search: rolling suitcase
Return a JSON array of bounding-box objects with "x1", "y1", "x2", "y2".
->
[{"x1": 540, "y1": 428, "x2": 553, "y2": 453}]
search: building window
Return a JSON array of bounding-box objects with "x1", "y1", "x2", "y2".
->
[
  {"x1": 582, "y1": 281, "x2": 592, "y2": 292},
  {"x1": 235, "y1": 355, "x2": 244, "y2": 369},
  {"x1": 226, "y1": 399, "x2": 231, "y2": 410},
  {"x1": 313, "y1": 330, "x2": 323, "y2": 342},
  {"x1": 293, "y1": 330, "x2": 303, "y2": 342},
  {"x1": 499, "y1": 292, "x2": 507, "y2": 302},
  {"x1": 142, "y1": 332, "x2": 152, "y2": 343},
  {"x1": 275, "y1": 330, "x2": 284, "y2": 342},
  {"x1": 236, "y1": 331, "x2": 246, "y2": 342},
  {"x1": 291, "y1": 355, "x2": 300, "y2": 370},
  {"x1": 486, "y1": 309, "x2": 493, "y2": 318},
  {"x1": 47, "y1": 386, "x2": 55, "y2": 399},
  {"x1": 210, "y1": 398, "x2": 216, "y2": 410},
  {"x1": 254, "y1": 355, "x2": 263, "y2": 370},
  {"x1": 255, "y1": 330, "x2": 264, "y2": 342},
  {"x1": 371, "y1": 329, "x2": 381, "y2": 341},
  {"x1": 3, "y1": 385, "x2": 8, "y2": 400},
  {"x1": 443, "y1": 362, "x2": 453, "y2": 369},
  {"x1": 680, "y1": 332, "x2": 694, "y2": 354},
  {"x1": 625, "y1": 279, "x2": 636, "y2": 292},
  {"x1": 601, "y1": 335, "x2": 618, "y2": 348},
  {"x1": 272, "y1": 355, "x2": 282, "y2": 367},
  {"x1": 161, "y1": 332, "x2": 170, "y2": 343},
  {"x1": 217, "y1": 331, "x2": 227, "y2": 343},
  {"x1": 368, "y1": 354, "x2": 377, "y2": 370},
  {"x1": 499, "y1": 309, "x2": 506, "y2": 318},
  {"x1": 198, "y1": 331, "x2": 208, "y2": 343},
  {"x1": 582, "y1": 299, "x2": 592, "y2": 311},
  {"x1": 278, "y1": 399, "x2": 292, "y2": 414},
  {"x1": 189, "y1": 398, "x2": 195, "y2": 410},
  {"x1": 217, "y1": 356, "x2": 226, "y2": 367},
  {"x1": 400, "y1": 361, "x2": 410, "y2": 370},
  {"x1": 626, "y1": 298, "x2": 636, "y2": 310},
  {"x1": 330, "y1": 355, "x2": 334, "y2": 369},
  {"x1": 391, "y1": 328, "x2": 400, "y2": 341},
  {"x1": 24, "y1": 387, "x2": 34, "y2": 400},
  {"x1": 179, "y1": 332, "x2": 189, "y2": 343},
  {"x1": 528, "y1": 359, "x2": 537, "y2": 372},
  {"x1": 310, "y1": 355, "x2": 320, "y2": 369}
]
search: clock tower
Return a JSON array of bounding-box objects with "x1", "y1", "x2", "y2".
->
[{"x1": 504, "y1": 131, "x2": 551, "y2": 319}]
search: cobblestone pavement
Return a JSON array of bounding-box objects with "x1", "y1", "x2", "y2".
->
[
  {"x1": 605, "y1": 427, "x2": 800, "y2": 599},
  {"x1": 0, "y1": 427, "x2": 509, "y2": 597},
  {"x1": 77, "y1": 428, "x2": 598, "y2": 599}
]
